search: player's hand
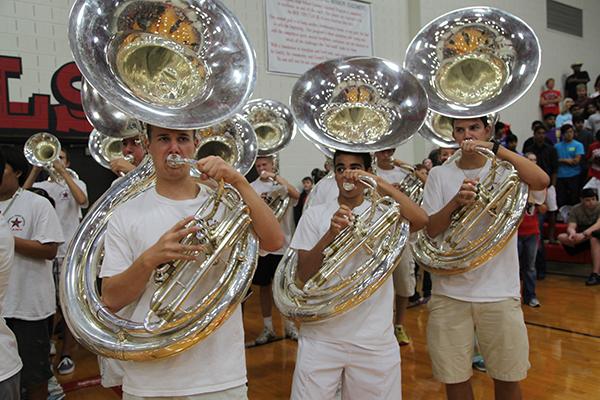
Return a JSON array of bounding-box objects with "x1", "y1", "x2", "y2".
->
[
  {"x1": 260, "y1": 171, "x2": 277, "y2": 180},
  {"x1": 454, "y1": 178, "x2": 479, "y2": 207},
  {"x1": 461, "y1": 139, "x2": 492, "y2": 155},
  {"x1": 196, "y1": 156, "x2": 243, "y2": 186},
  {"x1": 142, "y1": 216, "x2": 207, "y2": 268},
  {"x1": 328, "y1": 205, "x2": 354, "y2": 237},
  {"x1": 110, "y1": 158, "x2": 135, "y2": 175},
  {"x1": 52, "y1": 159, "x2": 67, "y2": 176}
]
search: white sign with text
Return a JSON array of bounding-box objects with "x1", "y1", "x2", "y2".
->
[{"x1": 266, "y1": 0, "x2": 373, "y2": 75}]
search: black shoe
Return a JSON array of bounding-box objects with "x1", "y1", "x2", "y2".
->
[{"x1": 585, "y1": 273, "x2": 600, "y2": 286}]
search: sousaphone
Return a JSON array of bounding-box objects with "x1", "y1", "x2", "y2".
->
[
  {"x1": 242, "y1": 99, "x2": 295, "y2": 220},
  {"x1": 405, "y1": 6, "x2": 541, "y2": 274},
  {"x1": 274, "y1": 56, "x2": 428, "y2": 322},
  {"x1": 61, "y1": 0, "x2": 258, "y2": 360}
]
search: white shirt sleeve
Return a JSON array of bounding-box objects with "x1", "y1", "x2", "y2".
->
[
  {"x1": 100, "y1": 209, "x2": 135, "y2": 278},
  {"x1": 75, "y1": 178, "x2": 89, "y2": 209},
  {"x1": 421, "y1": 166, "x2": 444, "y2": 216},
  {"x1": 31, "y1": 198, "x2": 64, "y2": 245},
  {"x1": 289, "y1": 208, "x2": 321, "y2": 251}
]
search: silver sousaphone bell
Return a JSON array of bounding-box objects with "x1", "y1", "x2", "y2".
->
[{"x1": 242, "y1": 99, "x2": 296, "y2": 220}]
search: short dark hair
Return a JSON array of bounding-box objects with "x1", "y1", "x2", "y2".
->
[
  {"x1": 531, "y1": 120, "x2": 544, "y2": 130},
  {"x1": 333, "y1": 150, "x2": 372, "y2": 171},
  {"x1": 450, "y1": 116, "x2": 489, "y2": 128},
  {"x1": 560, "y1": 124, "x2": 574, "y2": 136},
  {"x1": 581, "y1": 188, "x2": 598, "y2": 199},
  {"x1": 545, "y1": 78, "x2": 554, "y2": 85},
  {"x1": 572, "y1": 115, "x2": 585, "y2": 124},
  {"x1": 0, "y1": 145, "x2": 29, "y2": 186},
  {"x1": 60, "y1": 146, "x2": 69, "y2": 163},
  {"x1": 27, "y1": 187, "x2": 55, "y2": 208},
  {"x1": 543, "y1": 113, "x2": 557, "y2": 119},
  {"x1": 506, "y1": 133, "x2": 518, "y2": 143},
  {"x1": 302, "y1": 176, "x2": 313, "y2": 183}
]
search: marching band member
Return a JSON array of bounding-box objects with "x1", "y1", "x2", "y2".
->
[
  {"x1": 422, "y1": 117, "x2": 549, "y2": 400},
  {"x1": 100, "y1": 126, "x2": 283, "y2": 399},
  {"x1": 110, "y1": 135, "x2": 147, "y2": 176},
  {"x1": 250, "y1": 155, "x2": 300, "y2": 344},
  {"x1": 24, "y1": 147, "x2": 88, "y2": 375},
  {"x1": 374, "y1": 148, "x2": 416, "y2": 346},
  {"x1": 290, "y1": 150, "x2": 427, "y2": 400},
  {"x1": 0, "y1": 146, "x2": 64, "y2": 400},
  {"x1": 0, "y1": 150, "x2": 22, "y2": 400}
]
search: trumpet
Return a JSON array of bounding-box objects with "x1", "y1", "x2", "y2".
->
[{"x1": 23, "y1": 132, "x2": 75, "y2": 182}]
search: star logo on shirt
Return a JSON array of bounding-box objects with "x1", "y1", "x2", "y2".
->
[
  {"x1": 9, "y1": 215, "x2": 25, "y2": 231},
  {"x1": 61, "y1": 190, "x2": 69, "y2": 200}
]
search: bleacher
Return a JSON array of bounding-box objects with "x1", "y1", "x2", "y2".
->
[{"x1": 543, "y1": 222, "x2": 592, "y2": 264}]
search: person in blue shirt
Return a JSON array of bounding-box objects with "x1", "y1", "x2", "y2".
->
[{"x1": 555, "y1": 124, "x2": 585, "y2": 206}]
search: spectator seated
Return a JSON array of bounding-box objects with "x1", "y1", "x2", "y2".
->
[{"x1": 543, "y1": 222, "x2": 592, "y2": 264}]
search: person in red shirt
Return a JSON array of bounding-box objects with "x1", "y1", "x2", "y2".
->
[
  {"x1": 584, "y1": 130, "x2": 600, "y2": 193},
  {"x1": 540, "y1": 78, "x2": 561, "y2": 117},
  {"x1": 518, "y1": 153, "x2": 547, "y2": 308}
]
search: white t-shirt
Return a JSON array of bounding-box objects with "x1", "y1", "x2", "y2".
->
[
  {"x1": 0, "y1": 215, "x2": 22, "y2": 382},
  {"x1": 0, "y1": 189, "x2": 64, "y2": 320},
  {"x1": 250, "y1": 178, "x2": 297, "y2": 256},
  {"x1": 421, "y1": 160, "x2": 521, "y2": 302},
  {"x1": 290, "y1": 198, "x2": 396, "y2": 349},
  {"x1": 375, "y1": 165, "x2": 408, "y2": 185},
  {"x1": 34, "y1": 178, "x2": 88, "y2": 258},
  {"x1": 100, "y1": 187, "x2": 246, "y2": 397},
  {"x1": 304, "y1": 174, "x2": 339, "y2": 210}
]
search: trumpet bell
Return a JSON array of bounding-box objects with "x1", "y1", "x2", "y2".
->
[
  {"x1": 24, "y1": 132, "x2": 61, "y2": 167},
  {"x1": 404, "y1": 6, "x2": 540, "y2": 118},
  {"x1": 242, "y1": 99, "x2": 295, "y2": 156},
  {"x1": 69, "y1": 0, "x2": 256, "y2": 129},
  {"x1": 291, "y1": 57, "x2": 428, "y2": 153},
  {"x1": 195, "y1": 115, "x2": 258, "y2": 175}
]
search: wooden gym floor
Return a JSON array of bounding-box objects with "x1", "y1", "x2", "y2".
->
[{"x1": 54, "y1": 273, "x2": 600, "y2": 399}]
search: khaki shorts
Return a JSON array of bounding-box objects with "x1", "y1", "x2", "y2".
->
[
  {"x1": 392, "y1": 249, "x2": 416, "y2": 297},
  {"x1": 427, "y1": 295, "x2": 530, "y2": 384}
]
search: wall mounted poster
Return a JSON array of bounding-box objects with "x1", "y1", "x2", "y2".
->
[{"x1": 266, "y1": 0, "x2": 373, "y2": 75}]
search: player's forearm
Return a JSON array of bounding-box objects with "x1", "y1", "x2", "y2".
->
[
  {"x1": 374, "y1": 176, "x2": 428, "y2": 232},
  {"x1": 276, "y1": 176, "x2": 301, "y2": 200},
  {"x1": 14, "y1": 238, "x2": 58, "y2": 260},
  {"x1": 233, "y1": 179, "x2": 284, "y2": 251},
  {"x1": 426, "y1": 197, "x2": 461, "y2": 238},
  {"x1": 296, "y1": 232, "x2": 336, "y2": 284},
  {"x1": 101, "y1": 255, "x2": 155, "y2": 312},
  {"x1": 62, "y1": 174, "x2": 88, "y2": 205},
  {"x1": 496, "y1": 147, "x2": 550, "y2": 190}
]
